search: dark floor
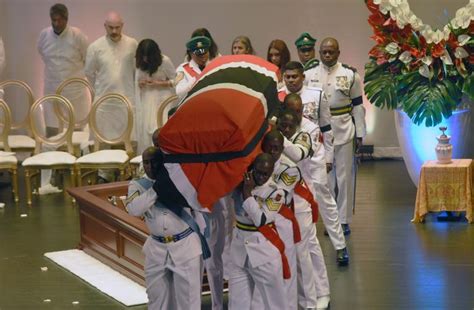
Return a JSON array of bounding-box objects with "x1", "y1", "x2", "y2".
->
[{"x1": 0, "y1": 160, "x2": 473, "y2": 309}]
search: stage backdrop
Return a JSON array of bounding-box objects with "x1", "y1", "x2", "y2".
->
[{"x1": 0, "y1": 0, "x2": 467, "y2": 156}]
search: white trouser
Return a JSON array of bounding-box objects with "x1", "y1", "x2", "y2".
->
[
  {"x1": 329, "y1": 140, "x2": 355, "y2": 224},
  {"x1": 296, "y1": 211, "x2": 330, "y2": 299},
  {"x1": 229, "y1": 230, "x2": 287, "y2": 310},
  {"x1": 145, "y1": 249, "x2": 202, "y2": 310},
  {"x1": 303, "y1": 145, "x2": 346, "y2": 250},
  {"x1": 252, "y1": 215, "x2": 297, "y2": 310},
  {"x1": 205, "y1": 199, "x2": 226, "y2": 310},
  {"x1": 313, "y1": 181, "x2": 346, "y2": 250}
]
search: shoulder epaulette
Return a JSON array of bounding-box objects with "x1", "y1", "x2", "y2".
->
[
  {"x1": 342, "y1": 63, "x2": 357, "y2": 73},
  {"x1": 304, "y1": 58, "x2": 320, "y2": 71}
]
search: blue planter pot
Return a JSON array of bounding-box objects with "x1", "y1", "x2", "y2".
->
[{"x1": 394, "y1": 107, "x2": 473, "y2": 187}]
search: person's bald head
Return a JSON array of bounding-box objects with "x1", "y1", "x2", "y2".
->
[
  {"x1": 251, "y1": 153, "x2": 275, "y2": 186},
  {"x1": 104, "y1": 11, "x2": 123, "y2": 42},
  {"x1": 142, "y1": 147, "x2": 161, "y2": 179},
  {"x1": 319, "y1": 37, "x2": 340, "y2": 67},
  {"x1": 262, "y1": 130, "x2": 284, "y2": 162},
  {"x1": 283, "y1": 93, "x2": 303, "y2": 123}
]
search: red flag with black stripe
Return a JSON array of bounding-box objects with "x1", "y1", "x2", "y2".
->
[{"x1": 157, "y1": 55, "x2": 281, "y2": 211}]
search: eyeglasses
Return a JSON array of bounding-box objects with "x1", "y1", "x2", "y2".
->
[
  {"x1": 192, "y1": 49, "x2": 209, "y2": 56},
  {"x1": 298, "y1": 46, "x2": 314, "y2": 53}
]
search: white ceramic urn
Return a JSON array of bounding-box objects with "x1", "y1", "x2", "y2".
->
[{"x1": 435, "y1": 127, "x2": 453, "y2": 164}]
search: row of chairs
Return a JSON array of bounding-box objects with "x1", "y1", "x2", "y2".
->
[{"x1": 0, "y1": 78, "x2": 178, "y2": 205}]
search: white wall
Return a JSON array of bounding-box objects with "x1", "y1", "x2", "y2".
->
[{"x1": 0, "y1": 0, "x2": 468, "y2": 150}]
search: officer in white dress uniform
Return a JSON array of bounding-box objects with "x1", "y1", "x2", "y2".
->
[
  {"x1": 305, "y1": 37, "x2": 366, "y2": 235},
  {"x1": 85, "y1": 11, "x2": 138, "y2": 141},
  {"x1": 125, "y1": 147, "x2": 206, "y2": 310},
  {"x1": 228, "y1": 153, "x2": 288, "y2": 310},
  {"x1": 260, "y1": 130, "x2": 304, "y2": 310},
  {"x1": 175, "y1": 36, "x2": 210, "y2": 101},
  {"x1": 37, "y1": 3, "x2": 89, "y2": 131},
  {"x1": 276, "y1": 108, "x2": 332, "y2": 309},
  {"x1": 279, "y1": 62, "x2": 349, "y2": 267}
]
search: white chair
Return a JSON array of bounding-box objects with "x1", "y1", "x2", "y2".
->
[
  {"x1": 0, "y1": 99, "x2": 19, "y2": 202},
  {"x1": 22, "y1": 95, "x2": 76, "y2": 205},
  {"x1": 75, "y1": 93, "x2": 134, "y2": 186},
  {"x1": 54, "y1": 77, "x2": 95, "y2": 157},
  {"x1": 157, "y1": 94, "x2": 179, "y2": 128},
  {"x1": 0, "y1": 80, "x2": 36, "y2": 154}
]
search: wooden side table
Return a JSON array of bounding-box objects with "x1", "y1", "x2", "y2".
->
[{"x1": 412, "y1": 159, "x2": 473, "y2": 223}]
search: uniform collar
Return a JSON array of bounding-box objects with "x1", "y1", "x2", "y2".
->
[
  {"x1": 189, "y1": 59, "x2": 206, "y2": 73},
  {"x1": 53, "y1": 25, "x2": 69, "y2": 37},
  {"x1": 323, "y1": 61, "x2": 340, "y2": 72}
]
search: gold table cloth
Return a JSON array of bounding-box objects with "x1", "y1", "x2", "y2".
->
[{"x1": 412, "y1": 159, "x2": 473, "y2": 223}]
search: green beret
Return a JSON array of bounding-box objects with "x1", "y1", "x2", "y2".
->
[
  {"x1": 295, "y1": 32, "x2": 317, "y2": 48},
  {"x1": 186, "y1": 36, "x2": 211, "y2": 52}
]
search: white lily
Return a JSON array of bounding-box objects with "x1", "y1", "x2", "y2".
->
[
  {"x1": 399, "y1": 51, "x2": 412, "y2": 64},
  {"x1": 458, "y1": 34, "x2": 470, "y2": 46},
  {"x1": 419, "y1": 64, "x2": 433, "y2": 79},
  {"x1": 385, "y1": 42, "x2": 400, "y2": 55},
  {"x1": 455, "y1": 47, "x2": 469, "y2": 59},
  {"x1": 422, "y1": 56, "x2": 433, "y2": 66},
  {"x1": 440, "y1": 50, "x2": 453, "y2": 65}
]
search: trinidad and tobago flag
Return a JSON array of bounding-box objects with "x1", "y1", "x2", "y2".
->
[{"x1": 156, "y1": 55, "x2": 281, "y2": 211}]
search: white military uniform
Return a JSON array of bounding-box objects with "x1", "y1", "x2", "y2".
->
[
  {"x1": 305, "y1": 62, "x2": 366, "y2": 224},
  {"x1": 37, "y1": 25, "x2": 89, "y2": 128},
  {"x1": 280, "y1": 86, "x2": 346, "y2": 251},
  {"x1": 126, "y1": 177, "x2": 203, "y2": 310},
  {"x1": 85, "y1": 34, "x2": 137, "y2": 140},
  {"x1": 175, "y1": 59, "x2": 206, "y2": 101},
  {"x1": 282, "y1": 126, "x2": 331, "y2": 306},
  {"x1": 229, "y1": 180, "x2": 287, "y2": 310},
  {"x1": 253, "y1": 154, "x2": 300, "y2": 310}
]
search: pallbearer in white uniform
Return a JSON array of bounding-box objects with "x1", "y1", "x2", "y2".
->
[
  {"x1": 228, "y1": 153, "x2": 288, "y2": 310},
  {"x1": 276, "y1": 107, "x2": 332, "y2": 309},
  {"x1": 305, "y1": 37, "x2": 366, "y2": 235},
  {"x1": 125, "y1": 147, "x2": 208, "y2": 310},
  {"x1": 259, "y1": 130, "x2": 303, "y2": 310},
  {"x1": 279, "y1": 61, "x2": 349, "y2": 268}
]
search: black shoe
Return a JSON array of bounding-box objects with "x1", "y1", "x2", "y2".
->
[
  {"x1": 341, "y1": 224, "x2": 351, "y2": 236},
  {"x1": 324, "y1": 230, "x2": 329, "y2": 236},
  {"x1": 336, "y1": 247, "x2": 349, "y2": 266}
]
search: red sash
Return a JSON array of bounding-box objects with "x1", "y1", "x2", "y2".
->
[
  {"x1": 294, "y1": 181, "x2": 319, "y2": 223},
  {"x1": 257, "y1": 224, "x2": 291, "y2": 279},
  {"x1": 278, "y1": 205, "x2": 301, "y2": 244},
  {"x1": 183, "y1": 63, "x2": 200, "y2": 79}
]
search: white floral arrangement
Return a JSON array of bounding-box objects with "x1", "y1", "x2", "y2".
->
[{"x1": 364, "y1": 0, "x2": 474, "y2": 126}]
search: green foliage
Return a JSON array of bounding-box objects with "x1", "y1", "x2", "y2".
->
[
  {"x1": 364, "y1": 60, "x2": 466, "y2": 127},
  {"x1": 364, "y1": 61, "x2": 399, "y2": 110}
]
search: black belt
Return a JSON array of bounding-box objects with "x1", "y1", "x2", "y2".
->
[
  {"x1": 152, "y1": 227, "x2": 193, "y2": 243},
  {"x1": 236, "y1": 221, "x2": 274, "y2": 231},
  {"x1": 330, "y1": 104, "x2": 352, "y2": 116}
]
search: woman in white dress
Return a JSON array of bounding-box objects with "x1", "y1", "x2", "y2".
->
[{"x1": 135, "y1": 39, "x2": 176, "y2": 154}]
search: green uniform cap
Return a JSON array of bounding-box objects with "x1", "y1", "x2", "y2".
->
[
  {"x1": 186, "y1": 36, "x2": 211, "y2": 52},
  {"x1": 295, "y1": 32, "x2": 317, "y2": 48}
]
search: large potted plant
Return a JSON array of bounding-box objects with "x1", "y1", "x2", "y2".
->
[{"x1": 364, "y1": 0, "x2": 474, "y2": 185}]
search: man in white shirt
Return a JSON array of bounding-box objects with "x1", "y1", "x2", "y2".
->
[
  {"x1": 85, "y1": 11, "x2": 137, "y2": 141},
  {"x1": 37, "y1": 3, "x2": 89, "y2": 133}
]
